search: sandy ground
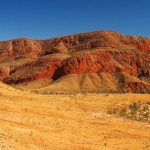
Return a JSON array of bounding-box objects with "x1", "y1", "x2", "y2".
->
[{"x1": 0, "y1": 85, "x2": 150, "y2": 149}]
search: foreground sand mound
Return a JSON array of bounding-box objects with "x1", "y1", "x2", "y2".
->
[{"x1": 0, "y1": 82, "x2": 150, "y2": 149}]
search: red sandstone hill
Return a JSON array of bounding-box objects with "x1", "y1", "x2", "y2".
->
[{"x1": 0, "y1": 30, "x2": 150, "y2": 93}]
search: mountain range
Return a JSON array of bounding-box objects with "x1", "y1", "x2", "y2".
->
[{"x1": 0, "y1": 30, "x2": 150, "y2": 93}]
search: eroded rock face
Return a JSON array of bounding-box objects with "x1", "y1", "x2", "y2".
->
[
  {"x1": 53, "y1": 51, "x2": 115, "y2": 79},
  {"x1": 0, "y1": 30, "x2": 150, "y2": 92},
  {"x1": 5, "y1": 57, "x2": 64, "y2": 84},
  {"x1": 124, "y1": 82, "x2": 150, "y2": 93},
  {"x1": 0, "y1": 39, "x2": 42, "y2": 61},
  {"x1": 0, "y1": 66, "x2": 10, "y2": 81},
  {"x1": 53, "y1": 50, "x2": 150, "y2": 79}
]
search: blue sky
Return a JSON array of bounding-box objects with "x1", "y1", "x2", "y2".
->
[{"x1": 0, "y1": 0, "x2": 150, "y2": 40}]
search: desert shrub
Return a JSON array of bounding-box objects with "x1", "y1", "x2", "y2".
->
[
  {"x1": 129, "y1": 102, "x2": 140, "y2": 112},
  {"x1": 128, "y1": 102, "x2": 140, "y2": 117},
  {"x1": 107, "y1": 105, "x2": 127, "y2": 116},
  {"x1": 107, "y1": 102, "x2": 150, "y2": 122}
]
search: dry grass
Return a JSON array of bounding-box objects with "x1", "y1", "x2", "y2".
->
[{"x1": 0, "y1": 83, "x2": 150, "y2": 149}]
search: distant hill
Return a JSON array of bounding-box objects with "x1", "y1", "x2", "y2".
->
[{"x1": 0, "y1": 30, "x2": 150, "y2": 93}]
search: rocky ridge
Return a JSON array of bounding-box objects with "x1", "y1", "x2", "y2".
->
[{"x1": 0, "y1": 30, "x2": 150, "y2": 93}]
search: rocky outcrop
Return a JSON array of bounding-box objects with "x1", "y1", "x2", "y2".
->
[
  {"x1": 0, "y1": 30, "x2": 150, "y2": 92},
  {"x1": 53, "y1": 50, "x2": 150, "y2": 80},
  {"x1": 124, "y1": 82, "x2": 150, "y2": 93},
  {"x1": 53, "y1": 51, "x2": 115, "y2": 79},
  {"x1": 0, "y1": 66, "x2": 10, "y2": 81},
  {"x1": 0, "y1": 39, "x2": 42, "y2": 61},
  {"x1": 5, "y1": 56, "x2": 64, "y2": 84}
]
